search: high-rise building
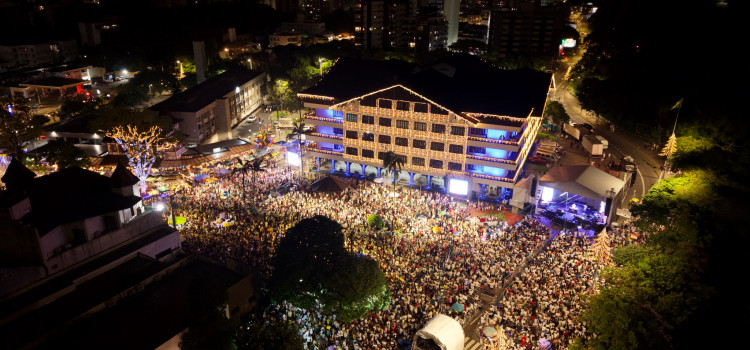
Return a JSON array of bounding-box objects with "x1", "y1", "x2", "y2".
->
[
  {"x1": 354, "y1": 0, "x2": 385, "y2": 49},
  {"x1": 443, "y1": 0, "x2": 460, "y2": 47},
  {"x1": 298, "y1": 55, "x2": 552, "y2": 198},
  {"x1": 489, "y1": 0, "x2": 567, "y2": 57}
]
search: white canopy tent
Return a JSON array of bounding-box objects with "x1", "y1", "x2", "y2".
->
[
  {"x1": 539, "y1": 165, "x2": 625, "y2": 201},
  {"x1": 413, "y1": 314, "x2": 464, "y2": 350}
]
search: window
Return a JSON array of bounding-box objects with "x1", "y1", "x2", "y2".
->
[
  {"x1": 378, "y1": 151, "x2": 388, "y2": 160},
  {"x1": 450, "y1": 126, "x2": 465, "y2": 136},
  {"x1": 449, "y1": 144, "x2": 464, "y2": 154},
  {"x1": 396, "y1": 120, "x2": 409, "y2": 129},
  {"x1": 466, "y1": 164, "x2": 480, "y2": 171},
  {"x1": 413, "y1": 139, "x2": 426, "y2": 149},
  {"x1": 412, "y1": 157, "x2": 425, "y2": 166},
  {"x1": 378, "y1": 135, "x2": 391, "y2": 144},
  {"x1": 429, "y1": 159, "x2": 443, "y2": 169},
  {"x1": 468, "y1": 146, "x2": 486, "y2": 154},
  {"x1": 346, "y1": 130, "x2": 358, "y2": 139},
  {"x1": 469, "y1": 127, "x2": 487, "y2": 136},
  {"x1": 430, "y1": 142, "x2": 444, "y2": 151},
  {"x1": 395, "y1": 137, "x2": 408, "y2": 146},
  {"x1": 432, "y1": 124, "x2": 446, "y2": 134},
  {"x1": 378, "y1": 117, "x2": 392, "y2": 127},
  {"x1": 396, "y1": 154, "x2": 407, "y2": 163},
  {"x1": 346, "y1": 147, "x2": 358, "y2": 156},
  {"x1": 414, "y1": 103, "x2": 428, "y2": 113},
  {"x1": 414, "y1": 122, "x2": 427, "y2": 131},
  {"x1": 333, "y1": 128, "x2": 343, "y2": 135},
  {"x1": 362, "y1": 115, "x2": 375, "y2": 124},
  {"x1": 346, "y1": 113, "x2": 358, "y2": 122},
  {"x1": 362, "y1": 149, "x2": 374, "y2": 158},
  {"x1": 379, "y1": 99, "x2": 392, "y2": 109},
  {"x1": 396, "y1": 101, "x2": 410, "y2": 111},
  {"x1": 448, "y1": 162, "x2": 463, "y2": 171},
  {"x1": 362, "y1": 132, "x2": 374, "y2": 141}
]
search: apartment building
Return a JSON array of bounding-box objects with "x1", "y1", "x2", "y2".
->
[
  {"x1": 151, "y1": 67, "x2": 266, "y2": 146},
  {"x1": 299, "y1": 55, "x2": 552, "y2": 198}
]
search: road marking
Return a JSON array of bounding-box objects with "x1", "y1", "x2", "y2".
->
[{"x1": 465, "y1": 337, "x2": 484, "y2": 350}]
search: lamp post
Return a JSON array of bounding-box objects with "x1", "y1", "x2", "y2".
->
[
  {"x1": 247, "y1": 58, "x2": 253, "y2": 70},
  {"x1": 318, "y1": 57, "x2": 323, "y2": 76}
]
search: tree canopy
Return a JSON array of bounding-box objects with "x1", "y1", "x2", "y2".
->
[
  {"x1": 0, "y1": 96, "x2": 47, "y2": 159},
  {"x1": 270, "y1": 215, "x2": 390, "y2": 322},
  {"x1": 41, "y1": 140, "x2": 91, "y2": 169}
]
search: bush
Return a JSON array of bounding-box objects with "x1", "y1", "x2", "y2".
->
[{"x1": 366, "y1": 214, "x2": 384, "y2": 231}]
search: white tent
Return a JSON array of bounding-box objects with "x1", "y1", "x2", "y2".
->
[
  {"x1": 413, "y1": 314, "x2": 464, "y2": 350},
  {"x1": 539, "y1": 165, "x2": 624, "y2": 201}
]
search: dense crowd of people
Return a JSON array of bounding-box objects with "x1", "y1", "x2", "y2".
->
[{"x1": 161, "y1": 154, "x2": 621, "y2": 349}]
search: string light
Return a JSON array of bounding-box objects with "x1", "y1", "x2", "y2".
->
[{"x1": 108, "y1": 125, "x2": 176, "y2": 193}]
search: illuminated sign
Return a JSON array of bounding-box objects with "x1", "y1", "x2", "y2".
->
[
  {"x1": 448, "y1": 179, "x2": 469, "y2": 196},
  {"x1": 561, "y1": 39, "x2": 577, "y2": 48},
  {"x1": 287, "y1": 151, "x2": 301, "y2": 167}
]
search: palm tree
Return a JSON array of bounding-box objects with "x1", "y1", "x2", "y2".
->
[
  {"x1": 382, "y1": 151, "x2": 404, "y2": 186},
  {"x1": 286, "y1": 117, "x2": 314, "y2": 177},
  {"x1": 234, "y1": 155, "x2": 268, "y2": 204}
]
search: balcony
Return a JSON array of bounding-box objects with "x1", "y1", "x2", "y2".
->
[
  {"x1": 465, "y1": 154, "x2": 518, "y2": 171},
  {"x1": 465, "y1": 171, "x2": 515, "y2": 187},
  {"x1": 308, "y1": 147, "x2": 345, "y2": 161},
  {"x1": 307, "y1": 132, "x2": 343, "y2": 145},
  {"x1": 304, "y1": 114, "x2": 343, "y2": 129},
  {"x1": 466, "y1": 136, "x2": 520, "y2": 152}
]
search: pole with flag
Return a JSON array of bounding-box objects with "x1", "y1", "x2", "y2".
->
[{"x1": 657, "y1": 98, "x2": 683, "y2": 186}]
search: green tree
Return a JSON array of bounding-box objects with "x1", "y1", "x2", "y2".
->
[
  {"x1": 234, "y1": 320, "x2": 304, "y2": 350},
  {"x1": 270, "y1": 216, "x2": 390, "y2": 322},
  {"x1": 42, "y1": 140, "x2": 91, "y2": 168},
  {"x1": 270, "y1": 215, "x2": 348, "y2": 309},
  {"x1": 112, "y1": 82, "x2": 150, "y2": 108},
  {"x1": 328, "y1": 255, "x2": 391, "y2": 323},
  {"x1": 381, "y1": 151, "x2": 404, "y2": 186},
  {"x1": 128, "y1": 69, "x2": 180, "y2": 95},
  {"x1": 366, "y1": 214, "x2": 384, "y2": 231},
  {"x1": 543, "y1": 100, "x2": 570, "y2": 126}
]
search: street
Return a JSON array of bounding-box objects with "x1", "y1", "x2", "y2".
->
[{"x1": 552, "y1": 79, "x2": 662, "y2": 211}]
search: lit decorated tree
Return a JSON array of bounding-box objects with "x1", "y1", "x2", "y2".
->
[
  {"x1": 660, "y1": 132, "x2": 678, "y2": 158},
  {"x1": 108, "y1": 125, "x2": 175, "y2": 194},
  {"x1": 591, "y1": 229, "x2": 613, "y2": 267}
]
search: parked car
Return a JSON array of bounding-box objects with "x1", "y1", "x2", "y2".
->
[
  {"x1": 579, "y1": 123, "x2": 595, "y2": 133},
  {"x1": 247, "y1": 115, "x2": 257, "y2": 123}
]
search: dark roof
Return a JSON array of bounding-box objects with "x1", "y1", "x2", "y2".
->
[
  {"x1": 109, "y1": 161, "x2": 139, "y2": 187},
  {"x1": 151, "y1": 67, "x2": 264, "y2": 113},
  {"x1": 31, "y1": 257, "x2": 244, "y2": 350},
  {"x1": 51, "y1": 113, "x2": 99, "y2": 133},
  {"x1": 20, "y1": 77, "x2": 87, "y2": 88},
  {"x1": 20, "y1": 167, "x2": 142, "y2": 235},
  {"x1": 1, "y1": 158, "x2": 36, "y2": 190},
  {"x1": 310, "y1": 175, "x2": 351, "y2": 193},
  {"x1": 301, "y1": 54, "x2": 552, "y2": 119}
]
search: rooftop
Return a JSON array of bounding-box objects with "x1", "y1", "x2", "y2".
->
[
  {"x1": 9, "y1": 166, "x2": 142, "y2": 235},
  {"x1": 19, "y1": 77, "x2": 87, "y2": 88},
  {"x1": 301, "y1": 55, "x2": 552, "y2": 121},
  {"x1": 151, "y1": 67, "x2": 264, "y2": 113}
]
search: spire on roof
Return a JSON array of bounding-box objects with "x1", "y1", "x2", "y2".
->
[
  {"x1": 1, "y1": 158, "x2": 36, "y2": 190},
  {"x1": 109, "y1": 160, "x2": 139, "y2": 188}
]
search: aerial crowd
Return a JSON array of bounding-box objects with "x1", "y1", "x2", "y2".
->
[{"x1": 164, "y1": 155, "x2": 645, "y2": 349}]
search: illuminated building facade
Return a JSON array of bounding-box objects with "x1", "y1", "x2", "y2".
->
[{"x1": 299, "y1": 55, "x2": 552, "y2": 198}]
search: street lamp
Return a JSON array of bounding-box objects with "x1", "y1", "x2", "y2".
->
[
  {"x1": 247, "y1": 58, "x2": 253, "y2": 70},
  {"x1": 318, "y1": 57, "x2": 323, "y2": 76}
]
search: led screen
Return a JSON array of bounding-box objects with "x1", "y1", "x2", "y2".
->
[
  {"x1": 287, "y1": 151, "x2": 300, "y2": 167},
  {"x1": 541, "y1": 186, "x2": 554, "y2": 203},
  {"x1": 448, "y1": 179, "x2": 469, "y2": 196}
]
